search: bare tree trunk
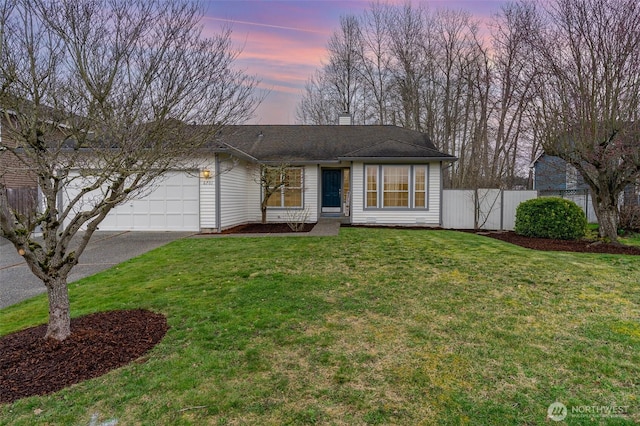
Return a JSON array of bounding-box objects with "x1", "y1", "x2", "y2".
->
[
  {"x1": 592, "y1": 193, "x2": 620, "y2": 242},
  {"x1": 44, "y1": 276, "x2": 71, "y2": 341}
]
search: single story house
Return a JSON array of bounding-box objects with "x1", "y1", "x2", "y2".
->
[{"x1": 82, "y1": 123, "x2": 456, "y2": 232}]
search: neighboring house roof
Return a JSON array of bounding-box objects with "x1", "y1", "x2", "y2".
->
[
  {"x1": 528, "y1": 151, "x2": 545, "y2": 169},
  {"x1": 215, "y1": 125, "x2": 456, "y2": 164}
]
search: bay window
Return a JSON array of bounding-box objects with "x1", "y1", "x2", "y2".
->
[{"x1": 365, "y1": 165, "x2": 428, "y2": 209}]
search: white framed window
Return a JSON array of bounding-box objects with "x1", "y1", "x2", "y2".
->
[
  {"x1": 365, "y1": 165, "x2": 428, "y2": 209},
  {"x1": 265, "y1": 167, "x2": 303, "y2": 208},
  {"x1": 383, "y1": 166, "x2": 410, "y2": 207},
  {"x1": 366, "y1": 165, "x2": 379, "y2": 208},
  {"x1": 413, "y1": 166, "x2": 427, "y2": 208}
]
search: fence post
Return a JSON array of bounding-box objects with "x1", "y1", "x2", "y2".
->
[{"x1": 500, "y1": 190, "x2": 504, "y2": 231}]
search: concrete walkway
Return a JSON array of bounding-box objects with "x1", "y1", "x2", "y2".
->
[{"x1": 308, "y1": 218, "x2": 342, "y2": 236}]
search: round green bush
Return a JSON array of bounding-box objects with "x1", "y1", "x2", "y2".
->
[{"x1": 515, "y1": 197, "x2": 587, "y2": 240}]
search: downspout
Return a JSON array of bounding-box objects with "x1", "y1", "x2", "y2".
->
[
  {"x1": 439, "y1": 161, "x2": 443, "y2": 227},
  {"x1": 317, "y1": 164, "x2": 321, "y2": 220},
  {"x1": 349, "y1": 161, "x2": 353, "y2": 222},
  {"x1": 215, "y1": 153, "x2": 222, "y2": 233}
]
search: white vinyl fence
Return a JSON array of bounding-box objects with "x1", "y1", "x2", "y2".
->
[
  {"x1": 538, "y1": 190, "x2": 598, "y2": 223},
  {"x1": 442, "y1": 189, "x2": 538, "y2": 230}
]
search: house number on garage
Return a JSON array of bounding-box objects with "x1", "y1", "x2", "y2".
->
[{"x1": 202, "y1": 180, "x2": 214, "y2": 186}]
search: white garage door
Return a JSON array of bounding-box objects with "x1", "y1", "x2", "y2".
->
[{"x1": 98, "y1": 171, "x2": 200, "y2": 231}]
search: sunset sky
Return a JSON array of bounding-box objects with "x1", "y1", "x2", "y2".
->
[{"x1": 203, "y1": 1, "x2": 509, "y2": 124}]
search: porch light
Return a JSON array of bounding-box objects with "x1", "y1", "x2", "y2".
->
[{"x1": 202, "y1": 169, "x2": 211, "y2": 179}]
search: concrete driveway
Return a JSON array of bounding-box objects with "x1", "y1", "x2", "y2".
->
[{"x1": 0, "y1": 231, "x2": 192, "y2": 309}]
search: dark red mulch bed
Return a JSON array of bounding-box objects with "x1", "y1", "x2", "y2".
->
[
  {"x1": 0, "y1": 309, "x2": 168, "y2": 404},
  {"x1": 221, "y1": 222, "x2": 315, "y2": 234},
  {"x1": 481, "y1": 231, "x2": 640, "y2": 255}
]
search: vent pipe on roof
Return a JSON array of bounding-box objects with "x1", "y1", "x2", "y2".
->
[{"x1": 338, "y1": 112, "x2": 353, "y2": 125}]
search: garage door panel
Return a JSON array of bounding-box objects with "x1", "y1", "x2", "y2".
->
[
  {"x1": 90, "y1": 171, "x2": 199, "y2": 231},
  {"x1": 183, "y1": 200, "x2": 199, "y2": 210},
  {"x1": 149, "y1": 200, "x2": 166, "y2": 211},
  {"x1": 146, "y1": 216, "x2": 169, "y2": 228},
  {"x1": 166, "y1": 200, "x2": 185, "y2": 212},
  {"x1": 130, "y1": 199, "x2": 149, "y2": 209},
  {"x1": 165, "y1": 213, "x2": 185, "y2": 223}
]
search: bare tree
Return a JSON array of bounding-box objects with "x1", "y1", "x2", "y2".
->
[
  {"x1": 296, "y1": 71, "x2": 338, "y2": 125},
  {"x1": 325, "y1": 15, "x2": 364, "y2": 118},
  {"x1": 430, "y1": 8, "x2": 493, "y2": 188},
  {"x1": 0, "y1": 0, "x2": 259, "y2": 341},
  {"x1": 297, "y1": 16, "x2": 363, "y2": 124},
  {"x1": 489, "y1": 1, "x2": 539, "y2": 187},
  {"x1": 386, "y1": 2, "x2": 429, "y2": 131},
  {"x1": 358, "y1": 2, "x2": 393, "y2": 125},
  {"x1": 295, "y1": 1, "x2": 546, "y2": 189},
  {"x1": 523, "y1": 0, "x2": 640, "y2": 241}
]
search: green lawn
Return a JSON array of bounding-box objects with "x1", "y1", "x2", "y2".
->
[
  {"x1": 621, "y1": 232, "x2": 640, "y2": 247},
  {"x1": 1, "y1": 228, "x2": 639, "y2": 425}
]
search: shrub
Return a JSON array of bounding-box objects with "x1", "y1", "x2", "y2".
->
[
  {"x1": 619, "y1": 205, "x2": 640, "y2": 232},
  {"x1": 515, "y1": 197, "x2": 587, "y2": 240},
  {"x1": 285, "y1": 207, "x2": 310, "y2": 232}
]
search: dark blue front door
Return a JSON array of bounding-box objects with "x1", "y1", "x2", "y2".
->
[{"x1": 322, "y1": 169, "x2": 342, "y2": 208}]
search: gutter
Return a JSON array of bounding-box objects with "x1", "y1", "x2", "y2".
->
[
  {"x1": 439, "y1": 161, "x2": 443, "y2": 227},
  {"x1": 259, "y1": 159, "x2": 342, "y2": 166},
  {"x1": 220, "y1": 142, "x2": 260, "y2": 163},
  {"x1": 338, "y1": 156, "x2": 458, "y2": 163}
]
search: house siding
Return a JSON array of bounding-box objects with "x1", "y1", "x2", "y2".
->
[
  {"x1": 219, "y1": 157, "x2": 252, "y2": 230},
  {"x1": 246, "y1": 163, "x2": 261, "y2": 223},
  {"x1": 0, "y1": 117, "x2": 37, "y2": 189},
  {"x1": 199, "y1": 158, "x2": 216, "y2": 231},
  {"x1": 350, "y1": 161, "x2": 442, "y2": 226}
]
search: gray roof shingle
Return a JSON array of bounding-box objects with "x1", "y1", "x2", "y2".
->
[{"x1": 215, "y1": 125, "x2": 456, "y2": 163}]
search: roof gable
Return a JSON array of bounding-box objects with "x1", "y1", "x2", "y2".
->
[{"x1": 339, "y1": 139, "x2": 449, "y2": 159}]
